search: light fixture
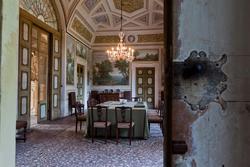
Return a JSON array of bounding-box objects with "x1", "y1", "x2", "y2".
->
[{"x1": 106, "y1": 0, "x2": 134, "y2": 62}]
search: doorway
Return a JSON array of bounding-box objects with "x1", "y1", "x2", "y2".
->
[
  {"x1": 30, "y1": 26, "x2": 50, "y2": 126},
  {"x1": 77, "y1": 64, "x2": 85, "y2": 103},
  {"x1": 136, "y1": 67, "x2": 155, "y2": 108}
]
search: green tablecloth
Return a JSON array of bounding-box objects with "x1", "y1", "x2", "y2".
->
[{"x1": 86, "y1": 101, "x2": 149, "y2": 139}]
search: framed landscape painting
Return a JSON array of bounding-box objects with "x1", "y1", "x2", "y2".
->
[
  {"x1": 76, "y1": 41, "x2": 88, "y2": 59},
  {"x1": 92, "y1": 52, "x2": 129, "y2": 86},
  {"x1": 66, "y1": 35, "x2": 75, "y2": 85},
  {"x1": 134, "y1": 49, "x2": 159, "y2": 61}
]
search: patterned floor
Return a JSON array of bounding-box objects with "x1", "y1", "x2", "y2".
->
[{"x1": 16, "y1": 116, "x2": 163, "y2": 167}]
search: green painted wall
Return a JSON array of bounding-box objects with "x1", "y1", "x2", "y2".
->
[{"x1": 0, "y1": 0, "x2": 19, "y2": 166}]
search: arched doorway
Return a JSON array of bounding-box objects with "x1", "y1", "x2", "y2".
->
[{"x1": 18, "y1": 0, "x2": 62, "y2": 127}]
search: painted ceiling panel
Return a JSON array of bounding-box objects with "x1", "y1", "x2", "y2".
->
[
  {"x1": 113, "y1": 0, "x2": 144, "y2": 13},
  {"x1": 60, "y1": 0, "x2": 79, "y2": 23},
  {"x1": 63, "y1": 0, "x2": 163, "y2": 32}
]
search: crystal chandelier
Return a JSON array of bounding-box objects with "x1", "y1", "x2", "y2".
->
[{"x1": 107, "y1": 0, "x2": 134, "y2": 62}]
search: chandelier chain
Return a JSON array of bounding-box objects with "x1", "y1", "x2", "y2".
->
[{"x1": 106, "y1": 0, "x2": 134, "y2": 62}]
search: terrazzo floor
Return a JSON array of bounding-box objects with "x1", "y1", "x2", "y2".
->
[{"x1": 16, "y1": 116, "x2": 163, "y2": 167}]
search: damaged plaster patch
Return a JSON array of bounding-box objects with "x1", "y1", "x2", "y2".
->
[{"x1": 174, "y1": 50, "x2": 228, "y2": 111}]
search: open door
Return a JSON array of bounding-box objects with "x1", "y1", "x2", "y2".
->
[{"x1": 18, "y1": 18, "x2": 32, "y2": 126}]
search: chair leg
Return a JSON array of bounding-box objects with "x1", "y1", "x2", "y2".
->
[
  {"x1": 105, "y1": 126, "x2": 107, "y2": 144},
  {"x1": 116, "y1": 128, "x2": 119, "y2": 144},
  {"x1": 160, "y1": 122, "x2": 164, "y2": 136},
  {"x1": 133, "y1": 126, "x2": 135, "y2": 138},
  {"x1": 148, "y1": 123, "x2": 150, "y2": 132},
  {"x1": 94, "y1": 128, "x2": 97, "y2": 141},
  {"x1": 129, "y1": 127, "x2": 132, "y2": 145},
  {"x1": 110, "y1": 126, "x2": 112, "y2": 138},
  {"x1": 75, "y1": 121, "x2": 78, "y2": 133},
  {"x1": 91, "y1": 126, "x2": 94, "y2": 143},
  {"x1": 80, "y1": 121, "x2": 82, "y2": 130},
  {"x1": 23, "y1": 126, "x2": 27, "y2": 143}
]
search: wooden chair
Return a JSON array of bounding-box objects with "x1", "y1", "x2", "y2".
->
[
  {"x1": 16, "y1": 120, "x2": 27, "y2": 142},
  {"x1": 115, "y1": 106, "x2": 134, "y2": 145},
  {"x1": 148, "y1": 101, "x2": 164, "y2": 135},
  {"x1": 87, "y1": 98, "x2": 98, "y2": 108},
  {"x1": 90, "y1": 106, "x2": 111, "y2": 143},
  {"x1": 123, "y1": 91, "x2": 132, "y2": 101},
  {"x1": 75, "y1": 102, "x2": 86, "y2": 133}
]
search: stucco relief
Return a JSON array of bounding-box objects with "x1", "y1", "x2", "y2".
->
[{"x1": 174, "y1": 50, "x2": 228, "y2": 111}]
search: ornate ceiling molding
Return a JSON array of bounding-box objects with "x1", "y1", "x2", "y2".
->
[
  {"x1": 59, "y1": 0, "x2": 80, "y2": 25},
  {"x1": 137, "y1": 34, "x2": 164, "y2": 42},
  {"x1": 71, "y1": 17, "x2": 93, "y2": 42},
  {"x1": 94, "y1": 35, "x2": 119, "y2": 43}
]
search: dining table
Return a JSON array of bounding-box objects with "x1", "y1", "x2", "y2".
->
[{"x1": 86, "y1": 101, "x2": 149, "y2": 139}]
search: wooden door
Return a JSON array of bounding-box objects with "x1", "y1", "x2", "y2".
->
[
  {"x1": 50, "y1": 35, "x2": 61, "y2": 120},
  {"x1": 18, "y1": 18, "x2": 32, "y2": 125},
  {"x1": 35, "y1": 27, "x2": 49, "y2": 122},
  {"x1": 19, "y1": 10, "x2": 62, "y2": 123},
  {"x1": 77, "y1": 64, "x2": 84, "y2": 103},
  {"x1": 136, "y1": 67, "x2": 155, "y2": 108}
]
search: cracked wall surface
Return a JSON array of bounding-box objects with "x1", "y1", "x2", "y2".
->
[
  {"x1": 173, "y1": 0, "x2": 250, "y2": 166},
  {"x1": 174, "y1": 51, "x2": 227, "y2": 111}
]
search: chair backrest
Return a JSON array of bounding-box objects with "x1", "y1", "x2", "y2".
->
[
  {"x1": 159, "y1": 101, "x2": 164, "y2": 117},
  {"x1": 123, "y1": 91, "x2": 132, "y2": 101},
  {"x1": 87, "y1": 98, "x2": 98, "y2": 108},
  {"x1": 115, "y1": 106, "x2": 133, "y2": 125},
  {"x1": 90, "y1": 106, "x2": 108, "y2": 124},
  {"x1": 75, "y1": 102, "x2": 84, "y2": 117}
]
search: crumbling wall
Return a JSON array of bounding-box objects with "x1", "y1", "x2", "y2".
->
[{"x1": 173, "y1": 0, "x2": 250, "y2": 166}]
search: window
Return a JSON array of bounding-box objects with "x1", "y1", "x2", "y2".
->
[{"x1": 20, "y1": 0, "x2": 58, "y2": 30}]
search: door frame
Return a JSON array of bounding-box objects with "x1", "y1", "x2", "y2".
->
[
  {"x1": 76, "y1": 64, "x2": 85, "y2": 103},
  {"x1": 31, "y1": 25, "x2": 50, "y2": 123},
  {"x1": 74, "y1": 56, "x2": 88, "y2": 110},
  {"x1": 18, "y1": 9, "x2": 62, "y2": 125},
  {"x1": 132, "y1": 62, "x2": 160, "y2": 108}
]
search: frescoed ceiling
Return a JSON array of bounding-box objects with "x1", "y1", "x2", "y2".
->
[
  {"x1": 60, "y1": 0, "x2": 163, "y2": 32},
  {"x1": 59, "y1": 0, "x2": 80, "y2": 23}
]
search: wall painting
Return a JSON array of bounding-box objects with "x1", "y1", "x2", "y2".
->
[
  {"x1": 134, "y1": 49, "x2": 159, "y2": 61},
  {"x1": 66, "y1": 35, "x2": 75, "y2": 85},
  {"x1": 66, "y1": 35, "x2": 89, "y2": 85},
  {"x1": 93, "y1": 52, "x2": 129, "y2": 86}
]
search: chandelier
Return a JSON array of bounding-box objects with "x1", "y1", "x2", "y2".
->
[{"x1": 107, "y1": 0, "x2": 134, "y2": 62}]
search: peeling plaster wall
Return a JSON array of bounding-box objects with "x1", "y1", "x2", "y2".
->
[{"x1": 173, "y1": 0, "x2": 250, "y2": 166}]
